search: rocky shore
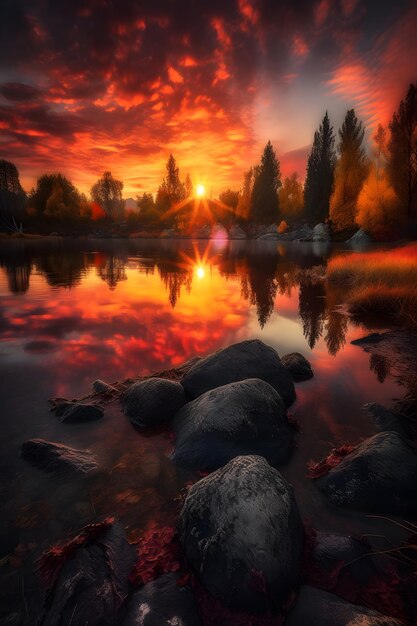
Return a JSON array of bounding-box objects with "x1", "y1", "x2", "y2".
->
[{"x1": 19, "y1": 338, "x2": 417, "y2": 624}]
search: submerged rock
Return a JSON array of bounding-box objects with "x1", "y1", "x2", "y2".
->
[
  {"x1": 172, "y1": 378, "x2": 294, "y2": 470},
  {"x1": 122, "y1": 573, "x2": 202, "y2": 626},
  {"x1": 122, "y1": 377, "x2": 186, "y2": 427},
  {"x1": 21, "y1": 439, "x2": 97, "y2": 475},
  {"x1": 179, "y1": 455, "x2": 303, "y2": 613},
  {"x1": 285, "y1": 586, "x2": 402, "y2": 626},
  {"x1": 52, "y1": 401, "x2": 104, "y2": 423},
  {"x1": 38, "y1": 520, "x2": 135, "y2": 626},
  {"x1": 181, "y1": 339, "x2": 296, "y2": 407},
  {"x1": 315, "y1": 431, "x2": 417, "y2": 514},
  {"x1": 281, "y1": 352, "x2": 314, "y2": 382}
]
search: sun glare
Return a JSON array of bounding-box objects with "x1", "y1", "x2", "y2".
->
[
  {"x1": 196, "y1": 184, "x2": 205, "y2": 197},
  {"x1": 196, "y1": 265, "x2": 205, "y2": 279}
]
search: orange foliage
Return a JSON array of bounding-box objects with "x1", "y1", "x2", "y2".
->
[{"x1": 356, "y1": 165, "x2": 403, "y2": 237}]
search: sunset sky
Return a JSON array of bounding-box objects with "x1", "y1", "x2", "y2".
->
[{"x1": 1, "y1": 0, "x2": 416, "y2": 197}]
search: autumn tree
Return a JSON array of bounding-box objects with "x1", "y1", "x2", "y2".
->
[
  {"x1": 249, "y1": 141, "x2": 281, "y2": 224},
  {"x1": 356, "y1": 164, "x2": 402, "y2": 238},
  {"x1": 91, "y1": 171, "x2": 125, "y2": 220},
  {"x1": 304, "y1": 111, "x2": 336, "y2": 224},
  {"x1": 236, "y1": 166, "x2": 258, "y2": 220},
  {"x1": 329, "y1": 109, "x2": 368, "y2": 231},
  {"x1": 387, "y1": 82, "x2": 417, "y2": 218},
  {"x1": 29, "y1": 174, "x2": 82, "y2": 219},
  {"x1": 279, "y1": 172, "x2": 304, "y2": 219}
]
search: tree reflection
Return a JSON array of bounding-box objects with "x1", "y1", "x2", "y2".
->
[
  {"x1": 298, "y1": 279, "x2": 326, "y2": 349},
  {"x1": 96, "y1": 255, "x2": 127, "y2": 290}
]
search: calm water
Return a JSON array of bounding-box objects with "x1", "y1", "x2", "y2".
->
[{"x1": 0, "y1": 238, "x2": 406, "y2": 621}]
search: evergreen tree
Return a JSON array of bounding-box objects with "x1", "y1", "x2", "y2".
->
[
  {"x1": 249, "y1": 141, "x2": 281, "y2": 224},
  {"x1": 387, "y1": 82, "x2": 417, "y2": 218},
  {"x1": 164, "y1": 154, "x2": 186, "y2": 204},
  {"x1": 304, "y1": 111, "x2": 335, "y2": 225},
  {"x1": 236, "y1": 166, "x2": 258, "y2": 220},
  {"x1": 329, "y1": 109, "x2": 368, "y2": 231},
  {"x1": 0, "y1": 159, "x2": 26, "y2": 226}
]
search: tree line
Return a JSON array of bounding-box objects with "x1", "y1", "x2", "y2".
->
[{"x1": 0, "y1": 81, "x2": 416, "y2": 237}]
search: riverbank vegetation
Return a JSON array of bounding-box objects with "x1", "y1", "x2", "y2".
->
[
  {"x1": 327, "y1": 244, "x2": 417, "y2": 327},
  {"x1": 0, "y1": 82, "x2": 416, "y2": 239}
]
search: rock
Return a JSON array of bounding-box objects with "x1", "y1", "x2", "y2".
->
[
  {"x1": 38, "y1": 520, "x2": 135, "y2": 626},
  {"x1": 181, "y1": 339, "x2": 296, "y2": 407},
  {"x1": 284, "y1": 586, "x2": 402, "y2": 626},
  {"x1": 172, "y1": 378, "x2": 294, "y2": 470},
  {"x1": 281, "y1": 352, "x2": 313, "y2": 382},
  {"x1": 311, "y1": 223, "x2": 330, "y2": 242},
  {"x1": 256, "y1": 232, "x2": 287, "y2": 241},
  {"x1": 92, "y1": 379, "x2": 117, "y2": 394},
  {"x1": 122, "y1": 573, "x2": 202, "y2": 626},
  {"x1": 122, "y1": 377, "x2": 186, "y2": 427},
  {"x1": 292, "y1": 224, "x2": 313, "y2": 241},
  {"x1": 315, "y1": 431, "x2": 417, "y2": 514},
  {"x1": 52, "y1": 401, "x2": 104, "y2": 423},
  {"x1": 346, "y1": 228, "x2": 371, "y2": 247},
  {"x1": 21, "y1": 439, "x2": 97, "y2": 475},
  {"x1": 179, "y1": 455, "x2": 303, "y2": 613},
  {"x1": 229, "y1": 224, "x2": 246, "y2": 239},
  {"x1": 211, "y1": 223, "x2": 228, "y2": 239}
]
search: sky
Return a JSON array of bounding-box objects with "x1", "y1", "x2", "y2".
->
[{"x1": 0, "y1": 0, "x2": 416, "y2": 197}]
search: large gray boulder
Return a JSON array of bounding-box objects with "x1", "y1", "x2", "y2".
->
[
  {"x1": 179, "y1": 455, "x2": 303, "y2": 613},
  {"x1": 315, "y1": 431, "x2": 417, "y2": 514},
  {"x1": 311, "y1": 223, "x2": 330, "y2": 242},
  {"x1": 285, "y1": 586, "x2": 402, "y2": 626},
  {"x1": 123, "y1": 377, "x2": 186, "y2": 427},
  {"x1": 21, "y1": 439, "x2": 97, "y2": 475},
  {"x1": 122, "y1": 574, "x2": 202, "y2": 626},
  {"x1": 181, "y1": 339, "x2": 296, "y2": 407},
  {"x1": 171, "y1": 378, "x2": 294, "y2": 470},
  {"x1": 281, "y1": 352, "x2": 313, "y2": 382},
  {"x1": 347, "y1": 228, "x2": 371, "y2": 247}
]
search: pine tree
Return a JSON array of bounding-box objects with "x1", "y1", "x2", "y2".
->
[
  {"x1": 387, "y1": 82, "x2": 417, "y2": 218},
  {"x1": 329, "y1": 109, "x2": 368, "y2": 231},
  {"x1": 249, "y1": 141, "x2": 281, "y2": 224},
  {"x1": 304, "y1": 111, "x2": 335, "y2": 225},
  {"x1": 164, "y1": 154, "x2": 186, "y2": 203}
]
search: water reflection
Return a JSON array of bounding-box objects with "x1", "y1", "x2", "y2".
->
[{"x1": 0, "y1": 238, "x2": 372, "y2": 365}]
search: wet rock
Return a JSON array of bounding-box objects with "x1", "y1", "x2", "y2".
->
[
  {"x1": 38, "y1": 520, "x2": 135, "y2": 626},
  {"x1": 92, "y1": 379, "x2": 117, "y2": 394},
  {"x1": 311, "y1": 223, "x2": 330, "y2": 242},
  {"x1": 181, "y1": 339, "x2": 296, "y2": 407},
  {"x1": 179, "y1": 455, "x2": 303, "y2": 613},
  {"x1": 315, "y1": 431, "x2": 417, "y2": 514},
  {"x1": 172, "y1": 378, "x2": 294, "y2": 470},
  {"x1": 123, "y1": 377, "x2": 186, "y2": 427},
  {"x1": 229, "y1": 224, "x2": 246, "y2": 239},
  {"x1": 122, "y1": 573, "x2": 202, "y2": 626},
  {"x1": 281, "y1": 352, "x2": 313, "y2": 382},
  {"x1": 347, "y1": 228, "x2": 371, "y2": 247},
  {"x1": 21, "y1": 439, "x2": 97, "y2": 475},
  {"x1": 285, "y1": 586, "x2": 402, "y2": 626},
  {"x1": 52, "y1": 401, "x2": 104, "y2": 423}
]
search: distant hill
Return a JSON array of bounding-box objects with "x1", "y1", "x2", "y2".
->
[{"x1": 125, "y1": 197, "x2": 138, "y2": 211}]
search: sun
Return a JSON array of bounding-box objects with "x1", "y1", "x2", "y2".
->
[
  {"x1": 196, "y1": 184, "x2": 205, "y2": 198},
  {"x1": 196, "y1": 265, "x2": 205, "y2": 279}
]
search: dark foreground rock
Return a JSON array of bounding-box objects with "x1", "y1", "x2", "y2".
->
[
  {"x1": 38, "y1": 519, "x2": 135, "y2": 626},
  {"x1": 172, "y1": 378, "x2": 294, "y2": 470},
  {"x1": 315, "y1": 431, "x2": 417, "y2": 514},
  {"x1": 281, "y1": 352, "x2": 314, "y2": 382},
  {"x1": 21, "y1": 439, "x2": 97, "y2": 475},
  {"x1": 284, "y1": 586, "x2": 402, "y2": 626},
  {"x1": 52, "y1": 400, "x2": 104, "y2": 423},
  {"x1": 179, "y1": 455, "x2": 303, "y2": 613},
  {"x1": 123, "y1": 377, "x2": 186, "y2": 427},
  {"x1": 181, "y1": 339, "x2": 296, "y2": 407},
  {"x1": 91, "y1": 379, "x2": 117, "y2": 394},
  {"x1": 122, "y1": 573, "x2": 202, "y2": 626},
  {"x1": 363, "y1": 402, "x2": 413, "y2": 439}
]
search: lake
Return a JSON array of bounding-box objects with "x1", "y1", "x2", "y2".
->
[{"x1": 0, "y1": 237, "x2": 405, "y2": 621}]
